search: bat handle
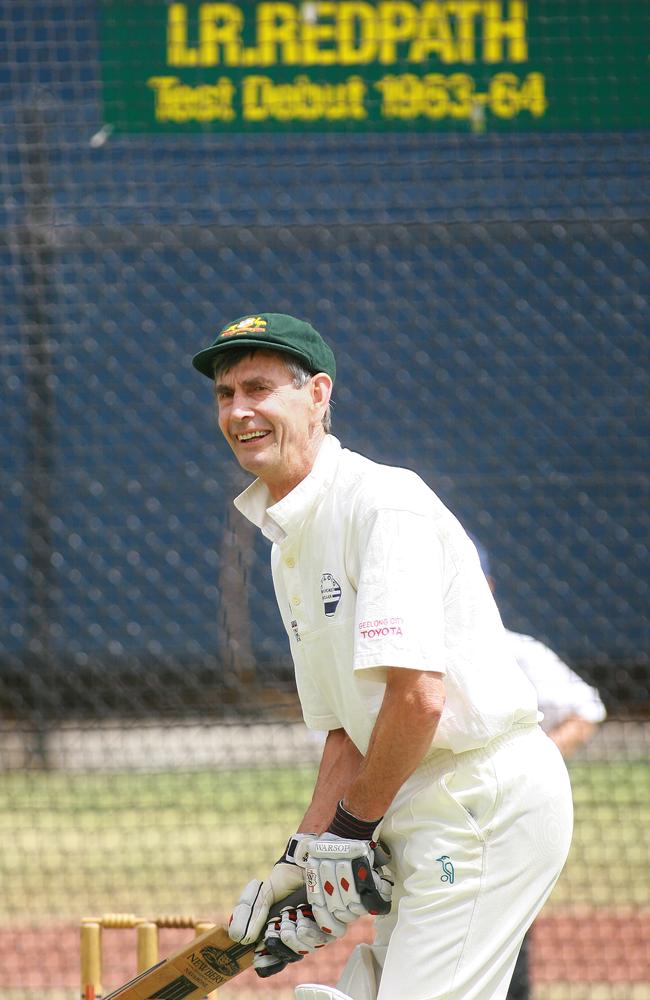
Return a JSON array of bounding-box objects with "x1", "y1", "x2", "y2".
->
[{"x1": 263, "y1": 888, "x2": 308, "y2": 929}]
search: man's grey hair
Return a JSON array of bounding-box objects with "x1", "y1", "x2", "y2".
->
[{"x1": 213, "y1": 349, "x2": 332, "y2": 433}]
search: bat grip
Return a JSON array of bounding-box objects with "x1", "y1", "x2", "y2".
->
[{"x1": 261, "y1": 888, "x2": 307, "y2": 934}]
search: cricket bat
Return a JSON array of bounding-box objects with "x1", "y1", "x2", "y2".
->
[{"x1": 103, "y1": 888, "x2": 305, "y2": 999}]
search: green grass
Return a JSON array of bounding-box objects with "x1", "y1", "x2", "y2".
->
[
  {"x1": 0, "y1": 765, "x2": 318, "y2": 921},
  {"x1": 0, "y1": 760, "x2": 648, "y2": 924},
  {"x1": 549, "y1": 761, "x2": 650, "y2": 908}
]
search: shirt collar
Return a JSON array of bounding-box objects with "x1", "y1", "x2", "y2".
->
[{"x1": 234, "y1": 435, "x2": 341, "y2": 544}]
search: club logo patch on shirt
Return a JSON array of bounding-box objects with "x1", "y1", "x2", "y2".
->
[{"x1": 320, "y1": 573, "x2": 341, "y2": 617}]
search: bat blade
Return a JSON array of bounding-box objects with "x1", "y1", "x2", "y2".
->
[{"x1": 102, "y1": 889, "x2": 305, "y2": 999}]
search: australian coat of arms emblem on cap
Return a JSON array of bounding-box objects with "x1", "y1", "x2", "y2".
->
[{"x1": 221, "y1": 316, "x2": 268, "y2": 337}]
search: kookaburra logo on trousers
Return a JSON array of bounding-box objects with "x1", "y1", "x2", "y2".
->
[
  {"x1": 321, "y1": 573, "x2": 341, "y2": 616},
  {"x1": 436, "y1": 855, "x2": 455, "y2": 884}
]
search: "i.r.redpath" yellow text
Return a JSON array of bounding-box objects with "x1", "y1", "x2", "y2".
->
[{"x1": 167, "y1": 1, "x2": 529, "y2": 67}]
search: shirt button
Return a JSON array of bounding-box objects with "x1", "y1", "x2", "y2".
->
[
  {"x1": 291, "y1": 596, "x2": 301, "y2": 606},
  {"x1": 285, "y1": 556, "x2": 296, "y2": 568}
]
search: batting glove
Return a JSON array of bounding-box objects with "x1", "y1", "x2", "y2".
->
[
  {"x1": 228, "y1": 832, "x2": 315, "y2": 946},
  {"x1": 253, "y1": 902, "x2": 330, "y2": 978},
  {"x1": 305, "y1": 802, "x2": 393, "y2": 938}
]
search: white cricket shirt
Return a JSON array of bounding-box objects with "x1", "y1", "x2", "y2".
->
[
  {"x1": 506, "y1": 630, "x2": 606, "y2": 732},
  {"x1": 235, "y1": 436, "x2": 539, "y2": 754}
]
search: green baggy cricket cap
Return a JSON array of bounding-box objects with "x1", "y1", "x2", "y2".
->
[{"x1": 192, "y1": 312, "x2": 336, "y2": 381}]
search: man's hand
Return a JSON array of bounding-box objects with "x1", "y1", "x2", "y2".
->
[
  {"x1": 253, "y1": 902, "x2": 331, "y2": 978},
  {"x1": 304, "y1": 802, "x2": 393, "y2": 937},
  {"x1": 228, "y1": 833, "x2": 315, "y2": 945},
  {"x1": 306, "y1": 836, "x2": 393, "y2": 936}
]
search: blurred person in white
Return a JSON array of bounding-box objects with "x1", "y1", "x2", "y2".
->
[{"x1": 470, "y1": 535, "x2": 606, "y2": 1000}]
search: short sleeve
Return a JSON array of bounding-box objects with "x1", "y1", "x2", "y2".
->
[{"x1": 352, "y1": 508, "x2": 447, "y2": 674}]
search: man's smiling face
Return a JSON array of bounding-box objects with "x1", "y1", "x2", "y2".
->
[{"x1": 214, "y1": 349, "x2": 331, "y2": 501}]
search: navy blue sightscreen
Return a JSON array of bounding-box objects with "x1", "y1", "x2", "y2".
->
[{"x1": 1, "y1": 1, "x2": 648, "y2": 714}]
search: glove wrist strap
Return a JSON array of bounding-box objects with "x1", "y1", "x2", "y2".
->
[
  {"x1": 278, "y1": 832, "x2": 316, "y2": 866},
  {"x1": 327, "y1": 800, "x2": 382, "y2": 841}
]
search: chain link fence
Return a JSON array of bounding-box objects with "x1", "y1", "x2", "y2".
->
[{"x1": 1, "y1": 2, "x2": 649, "y2": 997}]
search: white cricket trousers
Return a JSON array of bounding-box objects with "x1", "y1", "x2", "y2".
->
[{"x1": 338, "y1": 724, "x2": 573, "y2": 1000}]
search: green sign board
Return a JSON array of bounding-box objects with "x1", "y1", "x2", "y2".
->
[{"x1": 99, "y1": 1, "x2": 650, "y2": 132}]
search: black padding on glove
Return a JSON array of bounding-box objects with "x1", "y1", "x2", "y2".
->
[
  {"x1": 264, "y1": 935, "x2": 306, "y2": 964},
  {"x1": 351, "y1": 855, "x2": 392, "y2": 915},
  {"x1": 254, "y1": 946, "x2": 289, "y2": 979}
]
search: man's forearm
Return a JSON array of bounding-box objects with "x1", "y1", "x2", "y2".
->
[
  {"x1": 299, "y1": 728, "x2": 364, "y2": 834},
  {"x1": 549, "y1": 715, "x2": 597, "y2": 758},
  {"x1": 344, "y1": 669, "x2": 445, "y2": 822}
]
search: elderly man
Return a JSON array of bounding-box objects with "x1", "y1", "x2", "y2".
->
[{"x1": 192, "y1": 313, "x2": 573, "y2": 1000}]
